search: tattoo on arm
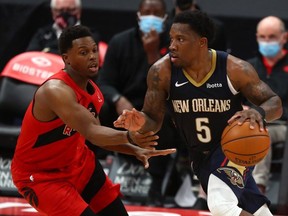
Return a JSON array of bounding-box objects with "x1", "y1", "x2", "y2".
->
[
  {"x1": 229, "y1": 57, "x2": 282, "y2": 121},
  {"x1": 236, "y1": 60, "x2": 273, "y2": 105},
  {"x1": 142, "y1": 65, "x2": 167, "y2": 131},
  {"x1": 245, "y1": 82, "x2": 268, "y2": 106},
  {"x1": 243, "y1": 70, "x2": 281, "y2": 121}
]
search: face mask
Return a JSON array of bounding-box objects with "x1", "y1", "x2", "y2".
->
[
  {"x1": 258, "y1": 41, "x2": 281, "y2": 57},
  {"x1": 138, "y1": 13, "x2": 166, "y2": 34},
  {"x1": 55, "y1": 12, "x2": 78, "y2": 29}
]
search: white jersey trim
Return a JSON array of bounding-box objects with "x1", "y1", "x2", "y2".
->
[{"x1": 226, "y1": 75, "x2": 238, "y2": 95}]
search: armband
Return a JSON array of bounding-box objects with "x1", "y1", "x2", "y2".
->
[
  {"x1": 126, "y1": 131, "x2": 137, "y2": 145},
  {"x1": 252, "y1": 106, "x2": 266, "y2": 119},
  {"x1": 252, "y1": 106, "x2": 267, "y2": 126},
  {"x1": 112, "y1": 94, "x2": 121, "y2": 104}
]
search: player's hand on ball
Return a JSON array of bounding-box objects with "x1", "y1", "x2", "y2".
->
[{"x1": 228, "y1": 108, "x2": 266, "y2": 131}]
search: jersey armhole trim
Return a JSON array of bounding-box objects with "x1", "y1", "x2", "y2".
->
[{"x1": 226, "y1": 75, "x2": 238, "y2": 95}]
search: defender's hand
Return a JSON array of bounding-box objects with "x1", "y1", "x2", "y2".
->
[
  {"x1": 136, "y1": 148, "x2": 177, "y2": 169},
  {"x1": 128, "y1": 131, "x2": 158, "y2": 150}
]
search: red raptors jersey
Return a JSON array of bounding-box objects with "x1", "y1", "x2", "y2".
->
[{"x1": 12, "y1": 70, "x2": 104, "y2": 180}]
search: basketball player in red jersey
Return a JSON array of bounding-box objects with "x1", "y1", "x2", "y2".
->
[
  {"x1": 11, "y1": 25, "x2": 176, "y2": 216},
  {"x1": 114, "y1": 11, "x2": 282, "y2": 216}
]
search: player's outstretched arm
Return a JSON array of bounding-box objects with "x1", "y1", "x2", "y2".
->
[
  {"x1": 114, "y1": 56, "x2": 171, "y2": 134},
  {"x1": 103, "y1": 143, "x2": 176, "y2": 169},
  {"x1": 35, "y1": 81, "x2": 150, "y2": 148}
]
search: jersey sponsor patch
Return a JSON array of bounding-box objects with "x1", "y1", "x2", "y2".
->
[{"x1": 206, "y1": 82, "x2": 223, "y2": 88}]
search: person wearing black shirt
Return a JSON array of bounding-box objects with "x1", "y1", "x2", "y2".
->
[
  {"x1": 247, "y1": 16, "x2": 288, "y2": 195},
  {"x1": 97, "y1": 0, "x2": 179, "y2": 207}
]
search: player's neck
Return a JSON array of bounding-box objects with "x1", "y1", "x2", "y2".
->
[{"x1": 184, "y1": 50, "x2": 212, "y2": 82}]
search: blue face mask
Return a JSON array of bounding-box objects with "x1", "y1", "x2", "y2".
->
[
  {"x1": 138, "y1": 14, "x2": 166, "y2": 34},
  {"x1": 258, "y1": 41, "x2": 281, "y2": 57}
]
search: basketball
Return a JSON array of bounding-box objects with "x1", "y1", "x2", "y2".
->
[{"x1": 221, "y1": 120, "x2": 270, "y2": 167}]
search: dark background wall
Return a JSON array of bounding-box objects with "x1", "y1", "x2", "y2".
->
[{"x1": 0, "y1": 0, "x2": 288, "y2": 71}]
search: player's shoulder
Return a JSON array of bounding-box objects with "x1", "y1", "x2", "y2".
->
[
  {"x1": 149, "y1": 54, "x2": 171, "y2": 75},
  {"x1": 148, "y1": 55, "x2": 172, "y2": 92},
  {"x1": 39, "y1": 79, "x2": 73, "y2": 97},
  {"x1": 227, "y1": 53, "x2": 254, "y2": 73},
  {"x1": 226, "y1": 53, "x2": 258, "y2": 90},
  {"x1": 153, "y1": 54, "x2": 171, "y2": 68}
]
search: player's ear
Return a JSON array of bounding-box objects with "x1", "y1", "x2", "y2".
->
[
  {"x1": 62, "y1": 54, "x2": 70, "y2": 65},
  {"x1": 199, "y1": 37, "x2": 207, "y2": 47}
]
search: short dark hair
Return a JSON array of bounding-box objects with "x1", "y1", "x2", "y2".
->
[
  {"x1": 173, "y1": 10, "x2": 215, "y2": 43},
  {"x1": 58, "y1": 25, "x2": 93, "y2": 54},
  {"x1": 176, "y1": 0, "x2": 193, "y2": 11},
  {"x1": 139, "y1": 0, "x2": 166, "y2": 11}
]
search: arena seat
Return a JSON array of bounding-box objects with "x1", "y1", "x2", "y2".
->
[
  {"x1": 98, "y1": 41, "x2": 108, "y2": 67},
  {"x1": 0, "y1": 51, "x2": 63, "y2": 197}
]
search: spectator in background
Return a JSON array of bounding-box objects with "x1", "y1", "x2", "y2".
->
[
  {"x1": 26, "y1": 0, "x2": 100, "y2": 55},
  {"x1": 96, "y1": 0, "x2": 180, "y2": 207},
  {"x1": 247, "y1": 16, "x2": 288, "y2": 194}
]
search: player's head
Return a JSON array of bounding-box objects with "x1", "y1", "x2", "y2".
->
[
  {"x1": 51, "y1": 0, "x2": 82, "y2": 29},
  {"x1": 173, "y1": 10, "x2": 214, "y2": 43},
  {"x1": 58, "y1": 25, "x2": 93, "y2": 54},
  {"x1": 137, "y1": 0, "x2": 167, "y2": 34},
  {"x1": 59, "y1": 25, "x2": 99, "y2": 77},
  {"x1": 256, "y1": 16, "x2": 287, "y2": 58},
  {"x1": 169, "y1": 10, "x2": 215, "y2": 67}
]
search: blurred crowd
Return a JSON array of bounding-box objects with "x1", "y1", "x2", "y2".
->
[{"x1": 0, "y1": 0, "x2": 288, "y2": 214}]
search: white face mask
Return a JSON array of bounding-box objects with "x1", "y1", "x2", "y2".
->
[{"x1": 137, "y1": 12, "x2": 167, "y2": 34}]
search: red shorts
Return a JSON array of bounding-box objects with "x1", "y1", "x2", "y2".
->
[{"x1": 12, "y1": 151, "x2": 120, "y2": 216}]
